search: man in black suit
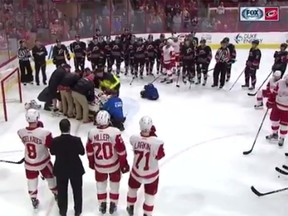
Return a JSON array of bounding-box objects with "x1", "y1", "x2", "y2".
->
[{"x1": 50, "y1": 119, "x2": 85, "y2": 216}]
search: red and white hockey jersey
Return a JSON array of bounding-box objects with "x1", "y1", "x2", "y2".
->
[
  {"x1": 17, "y1": 127, "x2": 52, "y2": 171},
  {"x1": 129, "y1": 134, "x2": 165, "y2": 184},
  {"x1": 162, "y1": 45, "x2": 175, "y2": 66},
  {"x1": 271, "y1": 80, "x2": 288, "y2": 111},
  {"x1": 86, "y1": 126, "x2": 127, "y2": 173},
  {"x1": 266, "y1": 77, "x2": 279, "y2": 92},
  {"x1": 172, "y1": 40, "x2": 180, "y2": 59}
]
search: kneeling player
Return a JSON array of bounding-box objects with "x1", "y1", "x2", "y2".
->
[
  {"x1": 254, "y1": 71, "x2": 281, "y2": 109},
  {"x1": 266, "y1": 75, "x2": 288, "y2": 146},
  {"x1": 86, "y1": 111, "x2": 129, "y2": 214},
  {"x1": 127, "y1": 116, "x2": 165, "y2": 216},
  {"x1": 17, "y1": 109, "x2": 57, "y2": 209}
]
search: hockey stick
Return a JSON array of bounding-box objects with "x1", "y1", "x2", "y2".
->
[
  {"x1": 243, "y1": 109, "x2": 269, "y2": 155},
  {"x1": 228, "y1": 69, "x2": 245, "y2": 91},
  {"x1": 0, "y1": 158, "x2": 24, "y2": 164},
  {"x1": 251, "y1": 186, "x2": 288, "y2": 197},
  {"x1": 275, "y1": 167, "x2": 288, "y2": 175},
  {"x1": 129, "y1": 76, "x2": 136, "y2": 85},
  {"x1": 247, "y1": 71, "x2": 273, "y2": 96},
  {"x1": 149, "y1": 74, "x2": 162, "y2": 84},
  {"x1": 283, "y1": 165, "x2": 288, "y2": 170}
]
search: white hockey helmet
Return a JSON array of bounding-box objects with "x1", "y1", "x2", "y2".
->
[
  {"x1": 139, "y1": 116, "x2": 153, "y2": 132},
  {"x1": 25, "y1": 109, "x2": 40, "y2": 123},
  {"x1": 96, "y1": 110, "x2": 110, "y2": 126},
  {"x1": 167, "y1": 39, "x2": 173, "y2": 45},
  {"x1": 273, "y1": 70, "x2": 282, "y2": 78}
]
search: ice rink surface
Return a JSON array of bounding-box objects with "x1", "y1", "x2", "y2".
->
[{"x1": 0, "y1": 49, "x2": 288, "y2": 216}]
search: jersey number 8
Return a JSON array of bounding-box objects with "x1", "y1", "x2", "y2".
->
[{"x1": 26, "y1": 143, "x2": 37, "y2": 159}]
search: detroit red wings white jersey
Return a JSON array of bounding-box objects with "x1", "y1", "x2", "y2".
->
[
  {"x1": 266, "y1": 77, "x2": 279, "y2": 92},
  {"x1": 17, "y1": 127, "x2": 52, "y2": 171},
  {"x1": 129, "y1": 135, "x2": 165, "y2": 184},
  {"x1": 162, "y1": 45, "x2": 175, "y2": 65},
  {"x1": 172, "y1": 40, "x2": 180, "y2": 57},
  {"x1": 86, "y1": 126, "x2": 127, "y2": 173},
  {"x1": 273, "y1": 80, "x2": 288, "y2": 111}
]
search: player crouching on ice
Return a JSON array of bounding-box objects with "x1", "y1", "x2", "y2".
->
[
  {"x1": 17, "y1": 109, "x2": 57, "y2": 209},
  {"x1": 101, "y1": 90, "x2": 126, "y2": 131},
  {"x1": 127, "y1": 116, "x2": 165, "y2": 216},
  {"x1": 254, "y1": 71, "x2": 282, "y2": 109},
  {"x1": 140, "y1": 83, "x2": 159, "y2": 100},
  {"x1": 160, "y1": 39, "x2": 176, "y2": 84},
  {"x1": 86, "y1": 110, "x2": 129, "y2": 215},
  {"x1": 266, "y1": 75, "x2": 288, "y2": 146}
]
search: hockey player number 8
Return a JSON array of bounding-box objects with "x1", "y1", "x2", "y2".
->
[
  {"x1": 94, "y1": 142, "x2": 113, "y2": 160},
  {"x1": 26, "y1": 143, "x2": 37, "y2": 159},
  {"x1": 135, "y1": 150, "x2": 150, "y2": 171}
]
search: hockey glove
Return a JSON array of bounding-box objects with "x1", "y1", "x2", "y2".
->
[
  {"x1": 121, "y1": 162, "x2": 130, "y2": 174},
  {"x1": 266, "y1": 101, "x2": 274, "y2": 109}
]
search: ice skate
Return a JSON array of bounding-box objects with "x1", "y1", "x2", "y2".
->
[
  {"x1": 278, "y1": 137, "x2": 285, "y2": 147},
  {"x1": 248, "y1": 86, "x2": 255, "y2": 91},
  {"x1": 195, "y1": 79, "x2": 201, "y2": 85},
  {"x1": 140, "y1": 74, "x2": 143, "y2": 79},
  {"x1": 99, "y1": 202, "x2": 107, "y2": 214},
  {"x1": 285, "y1": 152, "x2": 288, "y2": 157},
  {"x1": 182, "y1": 76, "x2": 187, "y2": 84},
  {"x1": 219, "y1": 85, "x2": 224, "y2": 89},
  {"x1": 166, "y1": 79, "x2": 173, "y2": 84},
  {"x1": 160, "y1": 78, "x2": 167, "y2": 83},
  {"x1": 211, "y1": 84, "x2": 217, "y2": 88},
  {"x1": 126, "y1": 205, "x2": 134, "y2": 216},
  {"x1": 226, "y1": 77, "x2": 230, "y2": 82},
  {"x1": 266, "y1": 133, "x2": 278, "y2": 141},
  {"x1": 31, "y1": 198, "x2": 39, "y2": 209},
  {"x1": 241, "y1": 84, "x2": 249, "y2": 88},
  {"x1": 254, "y1": 102, "x2": 263, "y2": 110},
  {"x1": 109, "y1": 202, "x2": 117, "y2": 214},
  {"x1": 202, "y1": 80, "x2": 207, "y2": 86}
]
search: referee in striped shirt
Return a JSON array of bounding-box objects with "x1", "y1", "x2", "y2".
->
[{"x1": 18, "y1": 40, "x2": 33, "y2": 85}]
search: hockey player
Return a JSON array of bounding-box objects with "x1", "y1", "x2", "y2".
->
[
  {"x1": 188, "y1": 31, "x2": 199, "y2": 47},
  {"x1": 196, "y1": 39, "x2": 212, "y2": 86},
  {"x1": 212, "y1": 40, "x2": 230, "y2": 88},
  {"x1": 108, "y1": 36, "x2": 123, "y2": 76},
  {"x1": 172, "y1": 37, "x2": 181, "y2": 75},
  {"x1": 133, "y1": 37, "x2": 146, "y2": 79},
  {"x1": 126, "y1": 116, "x2": 165, "y2": 216},
  {"x1": 180, "y1": 38, "x2": 195, "y2": 84},
  {"x1": 87, "y1": 36, "x2": 105, "y2": 71},
  {"x1": 52, "y1": 39, "x2": 71, "y2": 68},
  {"x1": 70, "y1": 35, "x2": 86, "y2": 71},
  {"x1": 272, "y1": 43, "x2": 288, "y2": 77},
  {"x1": 145, "y1": 34, "x2": 157, "y2": 76},
  {"x1": 17, "y1": 109, "x2": 57, "y2": 209},
  {"x1": 18, "y1": 40, "x2": 33, "y2": 85},
  {"x1": 242, "y1": 40, "x2": 262, "y2": 90},
  {"x1": 160, "y1": 39, "x2": 175, "y2": 84},
  {"x1": 120, "y1": 28, "x2": 132, "y2": 51},
  {"x1": 223, "y1": 37, "x2": 236, "y2": 82},
  {"x1": 254, "y1": 70, "x2": 282, "y2": 109},
  {"x1": 266, "y1": 75, "x2": 288, "y2": 146},
  {"x1": 32, "y1": 40, "x2": 48, "y2": 85},
  {"x1": 103, "y1": 35, "x2": 112, "y2": 68},
  {"x1": 155, "y1": 34, "x2": 166, "y2": 74},
  {"x1": 86, "y1": 110, "x2": 129, "y2": 214},
  {"x1": 124, "y1": 35, "x2": 136, "y2": 75},
  {"x1": 94, "y1": 69, "x2": 121, "y2": 95}
]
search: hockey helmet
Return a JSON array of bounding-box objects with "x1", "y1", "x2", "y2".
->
[
  {"x1": 26, "y1": 109, "x2": 40, "y2": 123},
  {"x1": 273, "y1": 70, "x2": 282, "y2": 78},
  {"x1": 106, "y1": 35, "x2": 111, "y2": 42},
  {"x1": 167, "y1": 39, "x2": 173, "y2": 45},
  {"x1": 96, "y1": 110, "x2": 110, "y2": 126},
  {"x1": 280, "y1": 43, "x2": 287, "y2": 50},
  {"x1": 56, "y1": 39, "x2": 61, "y2": 44},
  {"x1": 252, "y1": 40, "x2": 259, "y2": 45},
  {"x1": 160, "y1": 33, "x2": 165, "y2": 40},
  {"x1": 148, "y1": 34, "x2": 153, "y2": 41},
  {"x1": 200, "y1": 38, "x2": 206, "y2": 44},
  {"x1": 93, "y1": 35, "x2": 98, "y2": 42},
  {"x1": 223, "y1": 37, "x2": 229, "y2": 43},
  {"x1": 139, "y1": 116, "x2": 153, "y2": 132},
  {"x1": 75, "y1": 34, "x2": 80, "y2": 39},
  {"x1": 138, "y1": 37, "x2": 143, "y2": 43},
  {"x1": 115, "y1": 36, "x2": 121, "y2": 43}
]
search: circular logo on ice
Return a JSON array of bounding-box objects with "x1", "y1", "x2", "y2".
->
[{"x1": 241, "y1": 8, "x2": 264, "y2": 20}]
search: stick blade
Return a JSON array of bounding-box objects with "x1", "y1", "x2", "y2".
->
[
  {"x1": 243, "y1": 149, "x2": 252, "y2": 155},
  {"x1": 251, "y1": 186, "x2": 263, "y2": 196},
  {"x1": 247, "y1": 92, "x2": 257, "y2": 96}
]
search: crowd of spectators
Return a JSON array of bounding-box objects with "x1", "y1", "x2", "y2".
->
[{"x1": 0, "y1": 0, "x2": 287, "y2": 66}]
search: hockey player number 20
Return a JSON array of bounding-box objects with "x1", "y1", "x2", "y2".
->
[
  {"x1": 94, "y1": 142, "x2": 113, "y2": 160},
  {"x1": 135, "y1": 150, "x2": 150, "y2": 171},
  {"x1": 26, "y1": 143, "x2": 37, "y2": 159}
]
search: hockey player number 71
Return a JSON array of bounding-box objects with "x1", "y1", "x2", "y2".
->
[{"x1": 135, "y1": 150, "x2": 150, "y2": 171}]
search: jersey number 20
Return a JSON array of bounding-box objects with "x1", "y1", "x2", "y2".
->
[{"x1": 94, "y1": 142, "x2": 113, "y2": 160}]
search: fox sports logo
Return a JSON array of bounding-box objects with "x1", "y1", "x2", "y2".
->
[{"x1": 241, "y1": 8, "x2": 264, "y2": 20}]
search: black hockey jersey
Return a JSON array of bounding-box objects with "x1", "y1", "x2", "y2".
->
[
  {"x1": 196, "y1": 45, "x2": 212, "y2": 64},
  {"x1": 134, "y1": 43, "x2": 146, "y2": 59},
  {"x1": 32, "y1": 45, "x2": 47, "y2": 63},
  {"x1": 110, "y1": 42, "x2": 123, "y2": 58},
  {"x1": 52, "y1": 45, "x2": 70, "y2": 61},
  {"x1": 246, "y1": 48, "x2": 261, "y2": 69},
  {"x1": 227, "y1": 43, "x2": 236, "y2": 62},
  {"x1": 70, "y1": 41, "x2": 86, "y2": 58},
  {"x1": 145, "y1": 41, "x2": 157, "y2": 58},
  {"x1": 215, "y1": 47, "x2": 230, "y2": 63},
  {"x1": 87, "y1": 41, "x2": 104, "y2": 59},
  {"x1": 154, "y1": 39, "x2": 166, "y2": 56},
  {"x1": 180, "y1": 45, "x2": 195, "y2": 61}
]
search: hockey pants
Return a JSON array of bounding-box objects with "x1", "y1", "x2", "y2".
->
[
  {"x1": 134, "y1": 58, "x2": 145, "y2": 76},
  {"x1": 196, "y1": 63, "x2": 208, "y2": 82},
  {"x1": 108, "y1": 57, "x2": 121, "y2": 74},
  {"x1": 74, "y1": 57, "x2": 85, "y2": 71},
  {"x1": 146, "y1": 57, "x2": 155, "y2": 75},
  {"x1": 183, "y1": 61, "x2": 195, "y2": 80},
  {"x1": 213, "y1": 62, "x2": 227, "y2": 87},
  {"x1": 20, "y1": 60, "x2": 33, "y2": 83},
  {"x1": 244, "y1": 66, "x2": 257, "y2": 87}
]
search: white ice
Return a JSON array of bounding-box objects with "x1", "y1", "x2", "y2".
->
[{"x1": 0, "y1": 49, "x2": 287, "y2": 216}]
